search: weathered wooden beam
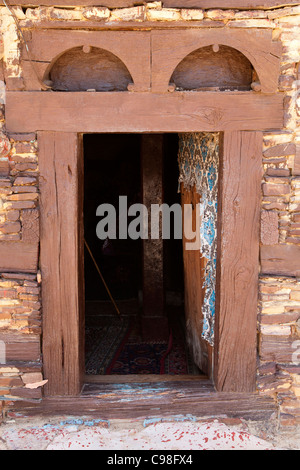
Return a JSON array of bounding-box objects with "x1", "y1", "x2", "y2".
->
[
  {"x1": 10, "y1": 381, "x2": 277, "y2": 421},
  {"x1": 39, "y1": 131, "x2": 84, "y2": 396},
  {"x1": 260, "y1": 244, "x2": 300, "y2": 276},
  {"x1": 181, "y1": 184, "x2": 213, "y2": 378},
  {"x1": 260, "y1": 334, "x2": 300, "y2": 362},
  {"x1": 19, "y1": 30, "x2": 151, "y2": 93},
  {"x1": 6, "y1": 91, "x2": 283, "y2": 133},
  {"x1": 0, "y1": 332, "x2": 40, "y2": 362},
  {"x1": 0, "y1": 241, "x2": 38, "y2": 273},
  {"x1": 151, "y1": 28, "x2": 281, "y2": 94},
  {"x1": 214, "y1": 131, "x2": 262, "y2": 392}
]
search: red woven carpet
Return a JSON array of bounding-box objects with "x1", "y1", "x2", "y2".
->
[{"x1": 85, "y1": 315, "x2": 193, "y2": 375}]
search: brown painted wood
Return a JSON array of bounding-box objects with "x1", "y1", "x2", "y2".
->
[
  {"x1": 260, "y1": 244, "x2": 300, "y2": 276},
  {"x1": 6, "y1": 92, "x2": 284, "y2": 133},
  {"x1": 39, "y1": 131, "x2": 84, "y2": 396},
  {"x1": 20, "y1": 30, "x2": 151, "y2": 93},
  {"x1": 18, "y1": 18, "x2": 227, "y2": 30},
  {"x1": 22, "y1": 29, "x2": 280, "y2": 94},
  {"x1": 10, "y1": 382, "x2": 277, "y2": 421},
  {"x1": 151, "y1": 29, "x2": 281, "y2": 94},
  {"x1": 21, "y1": 208, "x2": 39, "y2": 244},
  {"x1": 181, "y1": 185, "x2": 213, "y2": 378},
  {"x1": 260, "y1": 335, "x2": 300, "y2": 362},
  {"x1": 0, "y1": 333, "x2": 40, "y2": 362},
  {"x1": 0, "y1": 241, "x2": 38, "y2": 273},
  {"x1": 214, "y1": 131, "x2": 262, "y2": 392},
  {"x1": 164, "y1": 0, "x2": 300, "y2": 8}
]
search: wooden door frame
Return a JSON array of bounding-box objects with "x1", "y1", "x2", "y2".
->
[
  {"x1": 2, "y1": 21, "x2": 283, "y2": 398},
  {"x1": 38, "y1": 127, "x2": 262, "y2": 396},
  {"x1": 39, "y1": 132, "x2": 84, "y2": 396}
]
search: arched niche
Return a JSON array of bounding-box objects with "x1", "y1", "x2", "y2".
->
[
  {"x1": 46, "y1": 46, "x2": 133, "y2": 92},
  {"x1": 169, "y1": 45, "x2": 257, "y2": 92}
]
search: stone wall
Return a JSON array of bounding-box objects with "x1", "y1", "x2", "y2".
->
[{"x1": 0, "y1": 2, "x2": 299, "y2": 427}]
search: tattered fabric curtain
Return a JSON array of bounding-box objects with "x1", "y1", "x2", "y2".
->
[{"x1": 178, "y1": 132, "x2": 219, "y2": 345}]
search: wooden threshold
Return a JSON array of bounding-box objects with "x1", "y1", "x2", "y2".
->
[
  {"x1": 11, "y1": 380, "x2": 277, "y2": 422},
  {"x1": 84, "y1": 374, "x2": 208, "y2": 384}
]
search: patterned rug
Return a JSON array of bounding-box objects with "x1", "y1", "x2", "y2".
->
[
  {"x1": 85, "y1": 314, "x2": 194, "y2": 375},
  {"x1": 85, "y1": 316, "x2": 132, "y2": 375}
]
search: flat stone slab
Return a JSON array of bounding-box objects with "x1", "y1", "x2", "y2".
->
[{"x1": 0, "y1": 416, "x2": 286, "y2": 450}]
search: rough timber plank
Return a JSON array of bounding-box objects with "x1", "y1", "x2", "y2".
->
[
  {"x1": 0, "y1": 241, "x2": 38, "y2": 273},
  {"x1": 181, "y1": 184, "x2": 213, "y2": 378},
  {"x1": 214, "y1": 131, "x2": 262, "y2": 392},
  {"x1": 11, "y1": 382, "x2": 277, "y2": 421},
  {"x1": 20, "y1": 30, "x2": 151, "y2": 93},
  {"x1": 151, "y1": 29, "x2": 281, "y2": 94},
  {"x1": 0, "y1": 333, "x2": 40, "y2": 362},
  {"x1": 39, "y1": 131, "x2": 83, "y2": 396},
  {"x1": 164, "y1": 0, "x2": 300, "y2": 8},
  {"x1": 260, "y1": 244, "x2": 300, "y2": 276},
  {"x1": 260, "y1": 335, "x2": 300, "y2": 362},
  {"x1": 6, "y1": 92, "x2": 283, "y2": 133}
]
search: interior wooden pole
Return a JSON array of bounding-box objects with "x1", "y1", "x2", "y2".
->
[{"x1": 141, "y1": 135, "x2": 168, "y2": 341}]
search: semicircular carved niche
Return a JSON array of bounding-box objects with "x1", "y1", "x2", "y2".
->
[
  {"x1": 47, "y1": 46, "x2": 133, "y2": 92},
  {"x1": 169, "y1": 45, "x2": 257, "y2": 92}
]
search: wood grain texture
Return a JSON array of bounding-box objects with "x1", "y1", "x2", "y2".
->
[
  {"x1": 0, "y1": 241, "x2": 38, "y2": 273},
  {"x1": 151, "y1": 28, "x2": 281, "y2": 94},
  {"x1": 260, "y1": 244, "x2": 300, "y2": 276},
  {"x1": 18, "y1": 19, "x2": 227, "y2": 30},
  {"x1": 164, "y1": 0, "x2": 300, "y2": 8},
  {"x1": 39, "y1": 131, "x2": 84, "y2": 396},
  {"x1": 214, "y1": 131, "x2": 262, "y2": 392},
  {"x1": 260, "y1": 210, "x2": 279, "y2": 245},
  {"x1": 10, "y1": 381, "x2": 276, "y2": 421},
  {"x1": 6, "y1": 92, "x2": 284, "y2": 133},
  {"x1": 20, "y1": 30, "x2": 151, "y2": 93},
  {"x1": 21, "y1": 208, "x2": 39, "y2": 244},
  {"x1": 181, "y1": 185, "x2": 213, "y2": 378},
  {"x1": 260, "y1": 335, "x2": 300, "y2": 362},
  {"x1": 0, "y1": 332, "x2": 40, "y2": 362}
]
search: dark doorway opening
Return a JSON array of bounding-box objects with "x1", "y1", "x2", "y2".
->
[{"x1": 83, "y1": 133, "x2": 202, "y2": 377}]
